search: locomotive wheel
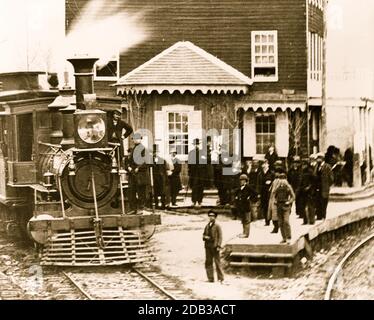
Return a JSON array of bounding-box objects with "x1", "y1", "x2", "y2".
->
[{"x1": 61, "y1": 152, "x2": 119, "y2": 209}]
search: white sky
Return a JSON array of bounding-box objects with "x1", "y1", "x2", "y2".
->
[{"x1": 0, "y1": 0, "x2": 65, "y2": 73}]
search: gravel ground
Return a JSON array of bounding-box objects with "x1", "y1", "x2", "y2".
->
[
  {"x1": 0, "y1": 212, "x2": 373, "y2": 300},
  {"x1": 150, "y1": 212, "x2": 374, "y2": 300}
]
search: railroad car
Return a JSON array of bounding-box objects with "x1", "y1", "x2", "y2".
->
[{"x1": 0, "y1": 57, "x2": 161, "y2": 266}]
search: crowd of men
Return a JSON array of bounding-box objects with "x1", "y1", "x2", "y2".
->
[{"x1": 109, "y1": 110, "x2": 334, "y2": 243}]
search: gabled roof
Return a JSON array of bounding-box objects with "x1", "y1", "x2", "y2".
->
[{"x1": 115, "y1": 41, "x2": 252, "y2": 95}]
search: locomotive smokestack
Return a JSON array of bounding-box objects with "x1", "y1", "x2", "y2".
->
[{"x1": 67, "y1": 57, "x2": 98, "y2": 110}]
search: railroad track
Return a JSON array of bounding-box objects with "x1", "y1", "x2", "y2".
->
[
  {"x1": 324, "y1": 232, "x2": 374, "y2": 300},
  {"x1": 62, "y1": 265, "x2": 193, "y2": 300}
]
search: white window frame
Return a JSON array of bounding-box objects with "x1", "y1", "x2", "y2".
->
[
  {"x1": 94, "y1": 53, "x2": 119, "y2": 81},
  {"x1": 161, "y1": 105, "x2": 195, "y2": 161},
  {"x1": 251, "y1": 30, "x2": 278, "y2": 82},
  {"x1": 255, "y1": 112, "x2": 276, "y2": 156}
]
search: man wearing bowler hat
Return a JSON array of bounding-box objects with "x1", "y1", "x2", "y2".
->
[
  {"x1": 188, "y1": 138, "x2": 207, "y2": 207},
  {"x1": 202, "y1": 210, "x2": 224, "y2": 283}
]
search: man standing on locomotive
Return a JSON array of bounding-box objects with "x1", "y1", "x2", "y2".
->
[{"x1": 107, "y1": 108, "x2": 133, "y2": 159}]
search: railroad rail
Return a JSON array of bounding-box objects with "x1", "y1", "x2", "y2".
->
[
  {"x1": 61, "y1": 266, "x2": 191, "y2": 300},
  {"x1": 324, "y1": 232, "x2": 374, "y2": 300}
]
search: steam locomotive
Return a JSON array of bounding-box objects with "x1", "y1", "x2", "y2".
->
[{"x1": 0, "y1": 57, "x2": 161, "y2": 266}]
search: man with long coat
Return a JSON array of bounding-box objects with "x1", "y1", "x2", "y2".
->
[
  {"x1": 151, "y1": 144, "x2": 172, "y2": 209},
  {"x1": 202, "y1": 210, "x2": 224, "y2": 283},
  {"x1": 169, "y1": 150, "x2": 182, "y2": 207},
  {"x1": 232, "y1": 174, "x2": 257, "y2": 237},
  {"x1": 257, "y1": 159, "x2": 274, "y2": 225},
  {"x1": 315, "y1": 153, "x2": 334, "y2": 220},
  {"x1": 126, "y1": 133, "x2": 151, "y2": 213},
  {"x1": 188, "y1": 138, "x2": 207, "y2": 207}
]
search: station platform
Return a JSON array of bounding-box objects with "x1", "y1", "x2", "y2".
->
[{"x1": 172, "y1": 193, "x2": 374, "y2": 274}]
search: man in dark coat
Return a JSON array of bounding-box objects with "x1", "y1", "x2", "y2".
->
[
  {"x1": 107, "y1": 109, "x2": 133, "y2": 159},
  {"x1": 315, "y1": 153, "x2": 334, "y2": 220},
  {"x1": 202, "y1": 210, "x2": 224, "y2": 283},
  {"x1": 126, "y1": 133, "x2": 151, "y2": 213},
  {"x1": 232, "y1": 174, "x2": 257, "y2": 237},
  {"x1": 188, "y1": 138, "x2": 207, "y2": 207},
  {"x1": 257, "y1": 159, "x2": 274, "y2": 225},
  {"x1": 169, "y1": 150, "x2": 182, "y2": 207},
  {"x1": 299, "y1": 158, "x2": 317, "y2": 224},
  {"x1": 151, "y1": 144, "x2": 172, "y2": 210},
  {"x1": 265, "y1": 144, "x2": 279, "y2": 172},
  {"x1": 287, "y1": 156, "x2": 302, "y2": 217},
  {"x1": 213, "y1": 144, "x2": 232, "y2": 206}
]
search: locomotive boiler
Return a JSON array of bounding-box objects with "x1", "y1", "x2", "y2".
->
[{"x1": 0, "y1": 57, "x2": 161, "y2": 266}]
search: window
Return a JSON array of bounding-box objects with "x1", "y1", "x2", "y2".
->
[
  {"x1": 308, "y1": 32, "x2": 323, "y2": 81},
  {"x1": 167, "y1": 112, "x2": 189, "y2": 156},
  {"x1": 251, "y1": 30, "x2": 278, "y2": 81},
  {"x1": 94, "y1": 54, "x2": 119, "y2": 80},
  {"x1": 255, "y1": 113, "x2": 276, "y2": 154},
  {"x1": 17, "y1": 114, "x2": 34, "y2": 161}
]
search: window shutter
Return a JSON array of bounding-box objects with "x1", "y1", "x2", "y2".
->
[
  {"x1": 275, "y1": 111, "x2": 289, "y2": 157},
  {"x1": 243, "y1": 111, "x2": 256, "y2": 157},
  {"x1": 188, "y1": 110, "x2": 202, "y2": 151},
  {"x1": 154, "y1": 111, "x2": 167, "y2": 157}
]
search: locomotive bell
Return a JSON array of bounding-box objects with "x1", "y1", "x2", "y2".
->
[{"x1": 74, "y1": 109, "x2": 108, "y2": 148}]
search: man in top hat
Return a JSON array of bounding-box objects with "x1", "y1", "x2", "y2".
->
[
  {"x1": 202, "y1": 210, "x2": 224, "y2": 283},
  {"x1": 232, "y1": 174, "x2": 257, "y2": 238},
  {"x1": 126, "y1": 132, "x2": 151, "y2": 213},
  {"x1": 169, "y1": 148, "x2": 182, "y2": 207},
  {"x1": 257, "y1": 159, "x2": 275, "y2": 225},
  {"x1": 287, "y1": 155, "x2": 302, "y2": 217},
  {"x1": 299, "y1": 158, "x2": 317, "y2": 224},
  {"x1": 151, "y1": 144, "x2": 172, "y2": 210},
  {"x1": 213, "y1": 143, "x2": 232, "y2": 206},
  {"x1": 315, "y1": 152, "x2": 334, "y2": 220},
  {"x1": 188, "y1": 138, "x2": 207, "y2": 208}
]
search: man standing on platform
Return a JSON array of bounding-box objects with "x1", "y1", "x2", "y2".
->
[
  {"x1": 232, "y1": 174, "x2": 257, "y2": 238},
  {"x1": 273, "y1": 173, "x2": 295, "y2": 244},
  {"x1": 258, "y1": 159, "x2": 274, "y2": 225},
  {"x1": 202, "y1": 210, "x2": 224, "y2": 283},
  {"x1": 169, "y1": 149, "x2": 182, "y2": 207},
  {"x1": 126, "y1": 133, "x2": 150, "y2": 213},
  {"x1": 287, "y1": 156, "x2": 302, "y2": 217},
  {"x1": 188, "y1": 138, "x2": 206, "y2": 208},
  {"x1": 315, "y1": 153, "x2": 334, "y2": 220}
]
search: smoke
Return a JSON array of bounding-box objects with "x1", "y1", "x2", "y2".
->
[{"x1": 64, "y1": 0, "x2": 148, "y2": 68}]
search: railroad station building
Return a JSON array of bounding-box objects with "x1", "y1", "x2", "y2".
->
[{"x1": 65, "y1": 0, "x2": 374, "y2": 187}]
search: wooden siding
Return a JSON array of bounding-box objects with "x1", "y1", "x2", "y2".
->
[
  {"x1": 308, "y1": 2, "x2": 324, "y2": 36},
  {"x1": 66, "y1": 0, "x2": 308, "y2": 95}
]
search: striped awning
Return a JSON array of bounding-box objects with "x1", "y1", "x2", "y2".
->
[{"x1": 236, "y1": 102, "x2": 306, "y2": 112}]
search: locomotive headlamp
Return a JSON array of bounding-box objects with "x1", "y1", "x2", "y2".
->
[
  {"x1": 74, "y1": 110, "x2": 107, "y2": 149},
  {"x1": 77, "y1": 115, "x2": 105, "y2": 144}
]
